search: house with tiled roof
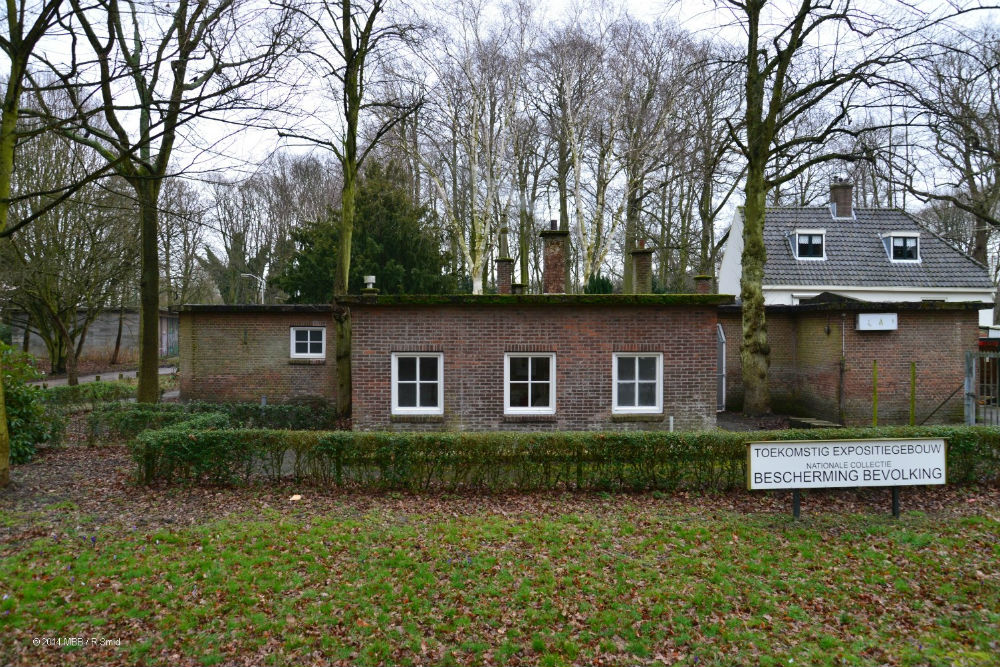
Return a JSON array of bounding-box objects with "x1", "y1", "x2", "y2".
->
[{"x1": 718, "y1": 177, "x2": 995, "y2": 324}]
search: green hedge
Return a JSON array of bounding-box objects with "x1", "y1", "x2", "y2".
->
[
  {"x1": 89, "y1": 401, "x2": 345, "y2": 444},
  {"x1": 130, "y1": 425, "x2": 1000, "y2": 489},
  {"x1": 39, "y1": 380, "x2": 138, "y2": 408}
]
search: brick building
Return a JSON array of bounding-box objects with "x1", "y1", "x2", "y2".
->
[
  {"x1": 179, "y1": 229, "x2": 730, "y2": 430},
  {"x1": 719, "y1": 300, "x2": 981, "y2": 425},
  {"x1": 179, "y1": 305, "x2": 338, "y2": 404},
  {"x1": 179, "y1": 194, "x2": 986, "y2": 429},
  {"x1": 180, "y1": 294, "x2": 729, "y2": 431}
]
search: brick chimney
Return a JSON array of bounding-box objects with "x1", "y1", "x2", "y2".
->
[
  {"x1": 540, "y1": 220, "x2": 569, "y2": 294},
  {"x1": 694, "y1": 274, "x2": 713, "y2": 294},
  {"x1": 496, "y1": 226, "x2": 514, "y2": 295},
  {"x1": 629, "y1": 240, "x2": 654, "y2": 294},
  {"x1": 830, "y1": 175, "x2": 853, "y2": 218}
]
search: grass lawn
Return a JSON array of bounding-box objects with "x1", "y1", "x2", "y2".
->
[{"x1": 2, "y1": 437, "x2": 999, "y2": 666}]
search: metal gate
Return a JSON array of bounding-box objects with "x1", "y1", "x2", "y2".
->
[
  {"x1": 717, "y1": 323, "x2": 726, "y2": 412},
  {"x1": 966, "y1": 350, "x2": 1000, "y2": 425}
]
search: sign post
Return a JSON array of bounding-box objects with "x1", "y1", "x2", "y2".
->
[{"x1": 748, "y1": 438, "x2": 947, "y2": 518}]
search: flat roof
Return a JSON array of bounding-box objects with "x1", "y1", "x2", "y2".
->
[{"x1": 179, "y1": 294, "x2": 736, "y2": 312}]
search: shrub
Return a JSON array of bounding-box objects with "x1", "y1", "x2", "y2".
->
[
  {"x1": 38, "y1": 380, "x2": 137, "y2": 409},
  {"x1": 88, "y1": 401, "x2": 346, "y2": 444},
  {"x1": 2, "y1": 343, "x2": 62, "y2": 463},
  {"x1": 129, "y1": 425, "x2": 1000, "y2": 489}
]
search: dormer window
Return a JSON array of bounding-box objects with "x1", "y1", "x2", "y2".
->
[
  {"x1": 793, "y1": 229, "x2": 826, "y2": 260},
  {"x1": 882, "y1": 232, "x2": 920, "y2": 262}
]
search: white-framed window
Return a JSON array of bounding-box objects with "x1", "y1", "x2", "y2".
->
[
  {"x1": 290, "y1": 327, "x2": 325, "y2": 359},
  {"x1": 504, "y1": 353, "x2": 556, "y2": 414},
  {"x1": 391, "y1": 353, "x2": 444, "y2": 415},
  {"x1": 793, "y1": 229, "x2": 826, "y2": 260},
  {"x1": 612, "y1": 353, "x2": 663, "y2": 414},
  {"x1": 883, "y1": 232, "x2": 920, "y2": 262}
]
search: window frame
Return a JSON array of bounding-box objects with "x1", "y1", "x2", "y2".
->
[
  {"x1": 503, "y1": 353, "x2": 557, "y2": 415},
  {"x1": 793, "y1": 229, "x2": 826, "y2": 261},
  {"x1": 612, "y1": 352, "x2": 664, "y2": 415},
  {"x1": 885, "y1": 232, "x2": 920, "y2": 263},
  {"x1": 391, "y1": 353, "x2": 444, "y2": 416},
  {"x1": 289, "y1": 326, "x2": 326, "y2": 359}
]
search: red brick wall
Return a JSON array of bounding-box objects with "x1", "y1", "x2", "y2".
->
[
  {"x1": 351, "y1": 304, "x2": 719, "y2": 431},
  {"x1": 721, "y1": 307, "x2": 978, "y2": 425},
  {"x1": 179, "y1": 311, "x2": 337, "y2": 404}
]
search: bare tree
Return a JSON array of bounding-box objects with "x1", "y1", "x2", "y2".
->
[
  {"x1": 892, "y1": 25, "x2": 1000, "y2": 265},
  {"x1": 32, "y1": 0, "x2": 293, "y2": 402},
  {"x1": 724, "y1": 0, "x2": 937, "y2": 415},
  {"x1": 0, "y1": 0, "x2": 66, "y2": 486},
  {"x1": 275, "y1": 0, "x2": 423, "y2": 416},
  {"x1": 1, "y1": 124, "x2": 136, "y2": 384}
]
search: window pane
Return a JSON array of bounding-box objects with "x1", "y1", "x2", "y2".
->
[
  {"x1": 398, "y1": 383, "x2": 417, "y2": 407},
  {"x1": 419, "y1": 382, "x2": 438, "y2": 407},
  {"x1": 798, "y1": 235, "x2": 823, "y2": 258},
  {"x1": 309, "y1": 329, "x2": 322, "y2": 342},
  {"x1": 638, "y1": 382, "x2": 656, "y2": 407},
  {"x1": 509, "y1": 382, "x2": 529, "y2": 407},
  {"x1": 295, "y1": 342, "x2": 308, "y2": 354},
  {"x1": 420, "y1": 357, "x2": 438, "y2": 381},
  {"x1": 638, "y1": 356, "x2": 657, "y2": 381},
  {"x1": 530, "y1": 382, "x2": 550, "y2": 407},
  {"x1": 617, "y1": 356, "x2": 635, "y2": 381},
  {"x1": 398, "y1": 357, "x2": 417, "y2": 381},
  {"x1": 295, "y1": 329, "x2": 308, "y2": 342},
  {"x1": 617, "y1": 382, "x2": 635, "y2": 407},
  {"x1": 309, "y1": 341, "x2": 322, "y2": 354},
  {"x1": 510, "y1": 357, "x2": 530, "y2": 381},
  {"x1": 531, "y1": 357, "x2": 550, "y2": 382}
]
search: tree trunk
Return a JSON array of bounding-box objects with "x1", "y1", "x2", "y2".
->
[
  {"x1": 53, "y1": 314, "x2": 79, "y2": 387},
  {"x1": 137, "y1": 183, "x2": 161, "y2": 403},
  {"x1": 334, "y1": 304, "x2": 351, "y2": 419},
  {"x1": 623, "y1": 178, "x2": 641, "y2": 293},
  {"x1": 110, "y1": 301, "x2": 125, "y2": 365},
  {"x1": 740, "y1": 164, "x2": 771, "y2": 415}
]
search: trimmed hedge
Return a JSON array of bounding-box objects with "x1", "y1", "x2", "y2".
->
[
  {"x1": 88, "y1": 401, "x2": 345, "y2": 444},
  {"x1": 130, "y1": 425, "x2": 1000, "y2": 489},
  {"x1": 38, "y1": 374, "x2": 180, "y2": 410},
  {"x1": 39, "y1": 380, "x2": 139, "y2": 408}
]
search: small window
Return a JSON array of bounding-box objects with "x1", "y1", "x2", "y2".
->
[
  {"x1": 392, "y1": 353, "x2": 443, "y2": 415},
  {"x1": 613, "y1": 353, "x2": 663, "y2": 414},
  {"x1": 891, "y1": 235, "x2": 919, "y2": 261},
  {"x1": 290, "y1": 327, "x2": 325, "y2": 358},
  {"x1": 504, "y1": 353, "x2": 556, "y2": 414},
  {"x1": 796, "y1": 233, "x2": 825, "y2": 259}
]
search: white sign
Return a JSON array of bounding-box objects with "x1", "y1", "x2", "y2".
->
[
  {"x1": 748, "y1": 438, "x2": 946, "y2": 490},
  {"x1": 857, "y1": 313, "x2": 898, "y2": 330}
]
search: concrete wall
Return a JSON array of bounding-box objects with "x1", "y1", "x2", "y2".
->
[
  {"x1": 179, "y1": 309, "x2": 337, "y2": 405},
  {"x1": 351, "y1": 303, "x2": 719, "y2": 432},
  {"x1": 7, "y1": 310, "x2": 178, "y2": 363},
  {"x1": 720, "y1": 305, "x2": 979, "y2": 425}
]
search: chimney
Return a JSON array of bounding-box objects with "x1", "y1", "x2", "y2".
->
[
  {"x1": 694, "y1": 274, "x2": 713, "y2": 294},
  {"x1": 629, "y1": 239, "x2": 654, "y2": 294},
  {"x1": 540, "y1": 219, "x2": 569, "y2": 294},
  {"x1": 830, "y1": 175, "x2": 853, "y2": 218},
  {"x1": 495, "y1": 226, "x2": 514, "y2": 295}
]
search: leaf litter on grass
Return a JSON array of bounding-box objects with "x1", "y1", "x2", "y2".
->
[{"x1": 0, "y1": 421, "x2": 998, "y2": 666}]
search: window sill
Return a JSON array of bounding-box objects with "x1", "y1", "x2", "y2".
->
[
  {"x1": 611, "y1": 413, "x2": 664, "y2": 422},
  {"x1": 503, "y1": 414, "x2": 558, "y2": 423},
  {"x1": 289, "y1": 358, "x2": 326, "y2": 365},
  {"x1": 391, "y1": 414, "x2": 444, "y2": 423}
]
